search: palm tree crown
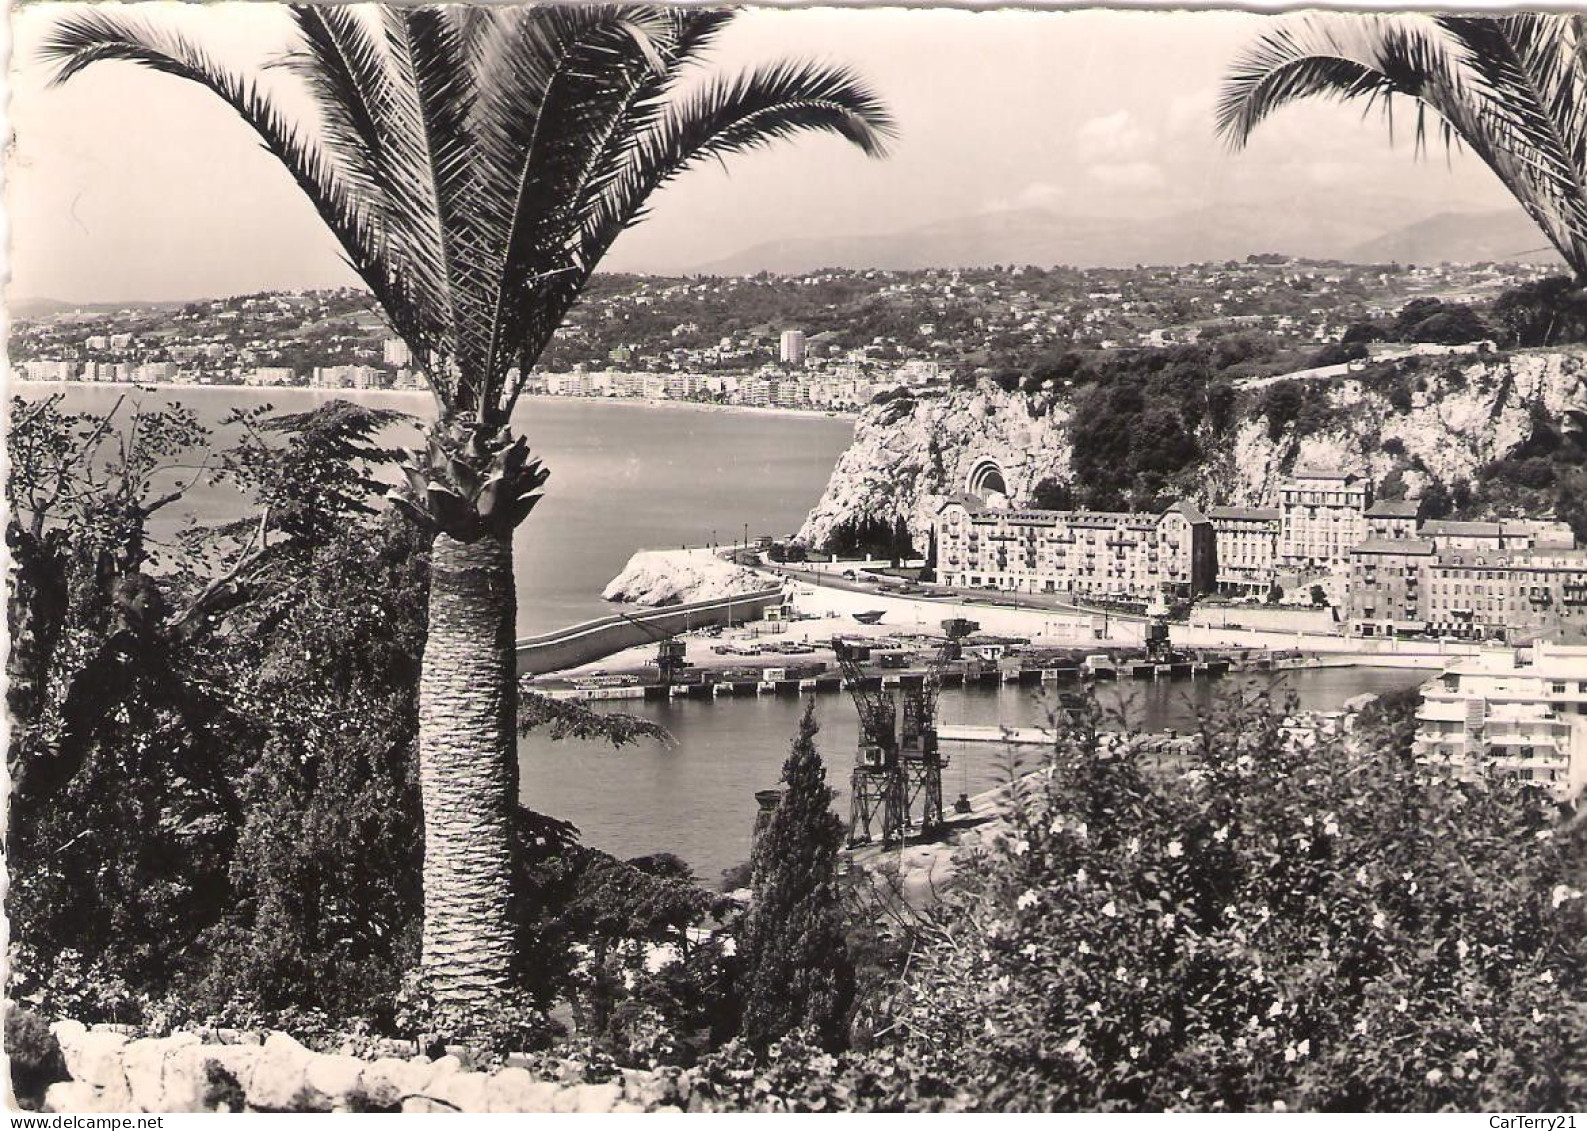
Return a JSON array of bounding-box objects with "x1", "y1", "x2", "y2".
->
[
  {"x1": 40, "y1": 2, "x2": 894, "y2": 1017},
  {"x1": 1217, "y1": 14, "x2": 1587, "y2": 282},
  {"x1": 42, "y1": 4, "x2": 894, "y2": 424}
]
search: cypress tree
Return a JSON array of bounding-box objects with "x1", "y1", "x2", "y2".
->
[{"x1": 739, "y1": 702, "x2": 855, "y2": 1052}]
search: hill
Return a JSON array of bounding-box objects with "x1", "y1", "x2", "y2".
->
[{"x1": 1347, "y1": 209, "x2": 1562, "y2": 269}]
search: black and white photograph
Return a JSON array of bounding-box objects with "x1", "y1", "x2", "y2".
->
[{"x1": 3, "y1": 0, "x2": 1587, "y2": 1115}]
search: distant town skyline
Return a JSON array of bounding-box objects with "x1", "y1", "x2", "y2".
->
[{"x1": 5, "y1": 3, "x2": 1529, "y2": 303}]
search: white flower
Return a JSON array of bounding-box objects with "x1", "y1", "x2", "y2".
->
[
  {"x1": 1372, "y1": 910, "x2": 1386, "y2": 930},
  {"x1": 1302, "y1": 814, "x2": 1314, "y2": 828},
  {"x1": 1470, "y1": 1019, "x2": 1482, "y2": 1035},
  {"x1": 1213, "y1": 825, "x2": 1229, "y2": 843},
  {"x1": 1284, "y1": 1045, "x2": 1298, "y2": 1063},
  {"x1": 1323, "y1": 814, "x2": 1339, "y2": 837},
  {"x1": 1049, "y1": 815, "x2": 1065, "y2": 835},
  {"x1": 1425, "y1": 1068, "x2": 1444, "y2": 1086},
  {"x1": 996, "y1": 975, "x2": 1011, "y2": 993},
  {"x1": 1396, "y1": 997, "x2": 1409, "y2": 1013},
  {"x1": 1078, "y1": 941, "x2": 1092, "y2": 955},
  {"x1": 1017, "y1": 889, "x2": 1039, "y2": 911},
  {"x1": 1075, "y1": 822, "x2": 1089, "y2": 841},
  {"x1": 1296, "y1": 1039, "x2": 1310, "y2": 1058},
  {"x1": 1355, "y1": 865, "x2": 1369, "y2": 885},
  {"x1": 1533, "y1": 1007, "x2": 1544, "y2": 1023},
  {"x1": 1163, "y1": 913, "x2": 1177, "y2": 930},
  {"x1": 1063, "y1": 1036, "x2": 1082, "y2": 1056},
  {"x1": 1465, "y1": 1047, "x2": 1480, "y2": 1059},
  {"x1": 1272, "y1": 1102, "x2": 1287, "y2": 1113},
  {"x1": 1268, "y1": 1000, "x2": 1284, "y2": 1019},
  {"x1": 1354, "y1": 1018, "x2": 1368, "y2": 1036},
  {"x1": 1087, "y1": 1001, "x2": 1102, "y2": 1017},
  {"x1": 1128, "y1": 1045, "x2": 1140, "y2": 1060},
  {"x1": 1536, "y1": 829, "x2": 1553, "y2": 841},
  {"x1": 1101, "y1": 900, "x2": 1118, "y2": 918},
  {"x1": 1538, "y1": 970, "x2": 1555, "y2": 985},
  {"x1": 1126, "y1": 837, "x2": 1141, "y2": 855},
  {"x1": 1075, "y1": 867, "x2": 1089, "y2": 885},
  {"x1": 1021, "y1": 943, "x2": 1038, "y2": 959},
  {"x1": 1167, "y1": 840, "x2": 1184, "y2": 859},
  {"x1": 1551, "y1": 884, "x2": 1582, "y2": 908},
  {"x1": 1115, "y1": 965, "x2": 1129, "y2": 981},
  {"x1": 1457, "y1": 939, "x2": 1469, "y2": 960},
  {"x1": 1234, "y1": 1036, "x2": 1247, "y2": 1051},
  {"x1": 1011, "y1": 839, "x2": 1030, "y2": 857}
]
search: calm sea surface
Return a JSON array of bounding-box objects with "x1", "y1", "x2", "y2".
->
[
  {"x1": 15, "y1": 383, "x2": 854, "y2": 634},
  {"x1": 17, "y1": 382, "x2": 1425, "y2": 881}
]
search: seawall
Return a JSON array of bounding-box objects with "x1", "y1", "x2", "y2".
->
[{"x1": 515, "y1": 587, "x2": 784, "y2": 676}]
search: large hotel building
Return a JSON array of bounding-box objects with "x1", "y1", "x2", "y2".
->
[{"x1": 934, "y1": 466, "x2": 1582, "y2": 641}]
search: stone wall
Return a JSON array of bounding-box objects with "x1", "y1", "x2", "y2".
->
[{"x1": 42, "y1": 1021, "x2": 710, "y2": 1114}]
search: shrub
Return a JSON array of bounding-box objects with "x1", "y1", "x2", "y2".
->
[
  {"x1": 5, "y1": 1008, "x2": 68, "y2": 1110},
  {"x1": 866, "y1": 691, "x2": 1587, "y2": 1111}
]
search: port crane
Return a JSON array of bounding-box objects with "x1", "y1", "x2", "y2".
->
[{"x1": 837, "y1": 618, "x2": 977, "y2": 846}]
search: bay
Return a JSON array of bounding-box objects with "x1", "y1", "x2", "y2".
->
[
  {"x1": 12, "y1": 382, "x2": 855, "y2": 635},
  {"x1": 14, "y1": 382, "x2": 1425, "y2": 885},
  {"x1": 522, "y1": 667, "x2": 1428, "y2": 885}
]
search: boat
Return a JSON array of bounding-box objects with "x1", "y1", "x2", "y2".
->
[{"x1": 852, "y1": 610, "x2": 886, "y2": 625}]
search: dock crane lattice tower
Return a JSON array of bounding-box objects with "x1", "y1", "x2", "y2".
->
[
  {"x1": 834, "y1": 637, "x2": 905, "y2": 844},
  {"x1": 838, "y1": 618, "x2": 975, "y2": 846}
]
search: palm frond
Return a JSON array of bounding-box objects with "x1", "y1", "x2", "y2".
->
[
  {"x1": 1219, "y1": 13, "x2": 1587, "y2": 281},
  {"x1": 38, "y1": 9, "x2": 413, "y2": 338},
  {"x1": 473, "y1": 5, "x2": 690, "y2": 400},
  {"x1": 504, "y1": 57, "x2": 892, "y2": 408},
  {"x1": 1436, "y1": 15, "x2": 1587, "y2": 274}
]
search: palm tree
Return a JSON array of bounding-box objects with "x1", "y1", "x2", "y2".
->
[
  {"x1": 1217, "y1": 13, "x2": 1587, "y2": 283},
  {"x1": 41, "y1": 3, "x2": 894, "y2": 1019}
]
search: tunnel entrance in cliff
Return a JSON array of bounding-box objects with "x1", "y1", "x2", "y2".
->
[{"x1": 966, "y1": 459, "x2": 1010, "y2": 505}]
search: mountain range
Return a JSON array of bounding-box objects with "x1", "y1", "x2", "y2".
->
[
  {"x1": 692, "y1": 202, "x2": 1560, "y2": 276},
  {"x1": 10, "y1": 204, "x2": 1562, "y2": 314}
]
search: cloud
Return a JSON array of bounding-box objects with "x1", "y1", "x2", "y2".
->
[
  {"x1": 1076, "y1": 110, "x2": 1154, "y2": 163},
  {"x1": 1087, "y1": 161, "x2": 1166, "y2": 190},
  {"x1": 1167, "y1": 88, "x2": 1218, "y2": 134},
  {"x1": 981, "y1": 180, "x2": 1067, "y2": 214}
]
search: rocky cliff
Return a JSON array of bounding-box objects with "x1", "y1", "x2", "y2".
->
[
  {"x1": 603, "y1": 549, "x2": 770, "y2": 607},
  {"x1": 797, "y1": 348, "x2": 1587, "y2": 552}
]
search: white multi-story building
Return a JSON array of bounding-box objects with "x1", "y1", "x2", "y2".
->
[
  {"x1": 779, "y1": 330, "x2": 807, "y2": 366},
  {"x1": 1208, "y1": 506, "x2": 1280, "y2": 593},
  {"x1": 1413, "y1": 641, "x2": 1587, "y2": 798},
  {"x1": 21, "y1": 360, "x2": 78, "y2": 382},
  {"x1": 246, "y1": 366, "x2": 298, "y2": 387},
  {"x1": 1279, "y1": 468, "x2": 1368, "y2": 571},
  {"x1": 383, "y1": 338, "x2": 413, "y2": 367}
]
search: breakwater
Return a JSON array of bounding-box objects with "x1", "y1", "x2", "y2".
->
[{"x1": 515, "y1": 587, "x2": 783, "y2": 676}]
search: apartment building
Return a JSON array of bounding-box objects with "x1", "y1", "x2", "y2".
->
[
  {"x1": 1413, "y1": 642, "x2": 1587, "y2": 798},
  {"x1": 1208, "y1": 506, "x2": 1280, "y2": 593},
  {"x1": 1347, "y1": 544, "x2": 1587, "y2": 642},
  {"x1": 1364, "y1": 498, "x2": 1420, "y2": 541},
  {"x1": 1278, "y1": 468, "x2": 1369, "y2": 570},
  {"x1": 934, "y1": 497, "x2": 1216, "y2": 601}
]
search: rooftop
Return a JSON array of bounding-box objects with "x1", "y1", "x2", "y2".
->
[
  {"x1": 1366, "y1": 499, "x2": 1420, "y2": 518},
  {"x1": 1352, "y1": 538, "x2": 1436, "y2": 556},
  {"x1": 1209, "y1": 506, "x2": 1281, "y2": 522}
]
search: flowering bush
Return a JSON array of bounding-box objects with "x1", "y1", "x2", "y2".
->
[{"x1": 872, "y1": 690, "x2": 1587, "y2": 1111}]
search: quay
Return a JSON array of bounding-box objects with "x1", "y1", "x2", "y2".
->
[{"x1": 530, "y1": 653, "x2": 1237, "y2": 703}]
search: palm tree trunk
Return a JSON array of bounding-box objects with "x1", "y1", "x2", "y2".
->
[{"x1": 418, "y1": 529, "x2": 519, "y2": 1014}]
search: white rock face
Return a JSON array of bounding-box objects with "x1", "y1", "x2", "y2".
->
[
  {"x1": 797, "y1": 382, "x2": 1071, "y2": 552},
  {"x1": 799, "y1": 351, "x2": 1587, "y2": 546},
  {"x1": 602, "y1": 550, "x2": 769, "y2": 607}
]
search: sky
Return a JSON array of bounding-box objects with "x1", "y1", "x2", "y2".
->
[{"x1": 3, "y1": 2, "x2": 1525, "y2": 303}]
